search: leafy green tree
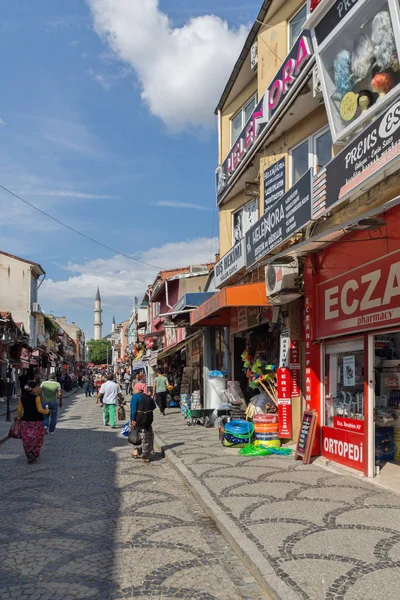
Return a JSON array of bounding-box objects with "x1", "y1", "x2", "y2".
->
[{"x1": 87, "y1": 339, "x2": 112, "y2": 365}]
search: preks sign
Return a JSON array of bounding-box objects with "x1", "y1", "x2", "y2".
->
[
  {"x1": 214, "y1": 239, "x2": 246, "y2": 288},
  {"x1": 314, "y1": 99, "x2": 400, "y2": 217},
  {"x1": 246, "y1": 170, "x2": 312, "y2": 268}
]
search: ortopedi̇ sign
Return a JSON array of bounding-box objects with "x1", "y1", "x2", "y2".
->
[
  {"x1": 216, "y1": 33, "x2": 313, "y2": 205},
  {"x1": 215, "y1": 238, "x2": 245, "y2": 288},
  {"x1": 313, "y1": 98, "x2": 400, "y2": 218}
]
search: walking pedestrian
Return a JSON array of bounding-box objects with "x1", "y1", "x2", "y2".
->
[
  {"x1": 78, "y1": 373, "x2": 83, "y2": 388},
  {"x1": 17, "y1": 381, "x2": 50, "y2": 463},
  {"x1": 123, "y1": 371, "x2": 131, "y2": 395},
  {"x1": 154, "y1": 368, "x2": 169, "y2": 416},
  {"x1": 130, "y1": 391, "x2": 156, "y2": 462},
  {"x1": 132, "y1": 372, "x2": 149, "y2": 395},
  {"x1": 41, "y1": 373, "x2": 63, "y2": 434},
  {"x1": 97, "y1": 374, "x2": 123, "y2": 428},
  {"x1": 85, "y1": 374, "x2": 94, "y2": 398}
]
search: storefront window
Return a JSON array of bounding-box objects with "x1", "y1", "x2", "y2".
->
[
  {"x1": 319, "y1": 0, "x2": 400, "y2": 141},
  {"x1": 324, "y1": 340, "x2": 364, "y2": 427},
  {"x1": 291, "y1": 139, "x2": 309, "y2": 183},
  {"x1": 289, "y1": 4, "x2": 307, "y2": 50},
  {"x1": 314, "y1": 128, "x2": 332, "y2": 172}
]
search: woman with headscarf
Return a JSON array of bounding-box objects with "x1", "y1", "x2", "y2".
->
[
  {"x1": 16, "y1": 381, "x2": 50, "y2": 463},
  {"x1": 132, "y1": 372, "x2": 149, "y2": 395},
  {"x1": 130, "y1": 390, "x2": 157, "y2": 462}
]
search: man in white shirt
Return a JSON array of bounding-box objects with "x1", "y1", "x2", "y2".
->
[{"x1": 97, "y1": 374, "x2": 123, "y2": 428}]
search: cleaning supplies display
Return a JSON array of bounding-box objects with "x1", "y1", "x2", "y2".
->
[
  {"x1": 253, "y1": 412, "x2": 279, "y2": 444},
  {"x1": 221, "y1": 420, "x2": 254, "y2": 447}
]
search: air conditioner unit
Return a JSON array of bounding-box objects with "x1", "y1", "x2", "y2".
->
[
  {"x1": 312, "y1": 65, "x2": 322, "y2": 98},
  {"x1": 265, "y1": 261, "x2": 302, "y2": 305},
  {"x1": 32, "y1": 302, "x2": 41, "y2": 314}
]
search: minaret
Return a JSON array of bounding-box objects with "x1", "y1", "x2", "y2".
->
[
  {"x1": 111, "y1": 315, "x2": 116, "y2": 333},
  {"x1": 94, "y1": 288, "x2": 103, "y2": 340}
]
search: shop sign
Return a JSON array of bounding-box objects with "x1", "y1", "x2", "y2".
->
[
  {"x1": 314, "y1": 99, "x2": 400, "y2": 217},
  {"x1": 277, "y1": 367, "x2": 292, "y2": 438},
  {"x1": 322, "y1": 426, "x2": 364, "y2": 471},
  {"x1": 304, "y1": 294, "x2": 314, "y2": 411},
  {"x1": 246, "y1": 170, "x2": 312, "y2": 268},
  {"x1": 215, "y1": 239, "x2": 245, "y2": 288},
  {"x1": 237, "y1": 307, "x2": 247, "y2": 331},
  {"x1": 279, "y1": 328, "x2": 290, "y2": 368},
  {"x1": 216, "y1": 34, "x2": 313, "y2": 205},
  {"x1": 317, "y1": 249, "x2": 400, "y2": 338},
  {"x1": 264, "y1": 158, "x2": 286, "y2": 211},
  {"x1": 145, "y1": 338, "x2": 154, "y2": 349},
  {"x1": 290, "y1": 340, "x2": 301, "y2": 397},
  {"x1": 247, "y1": 306, "x2": 259, "y2": 328},
  {"x1": 334, "y1": 417, "x2": 364, "y2": 434},
  {"x1": 315, "y1": 0, "x2": 361, "y2": 45}
]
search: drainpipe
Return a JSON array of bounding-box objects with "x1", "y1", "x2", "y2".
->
[{"x1": 165, "y1": 280, "x2": 173, "y2": 309}]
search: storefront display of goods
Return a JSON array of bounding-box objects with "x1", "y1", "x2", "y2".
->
[
  {"x1": 224, "y1": 380, "x2": 247, "y2": 421},
  {"x1": 241, "y1": 350, "x2": 278, "y2": 408},
  {"x1": 253, "y1": 413, "x2": 280, "y2": 448},
  {"x1": 375, "y1": 406, "x2": 397, "y2": 427},
  {"x1": 220, "y1": 420, "x2": 254, "y2": 448},
  {"x1": 321, "y1": 5, "x2": 400, "y2": 137}
]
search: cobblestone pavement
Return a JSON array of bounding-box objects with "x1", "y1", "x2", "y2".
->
[
  {"x1": 154, "y1": 409, "x2": 400, "y2": 600},
  {"x1": 0, "y1": 392, "x2": 266, "y2": 600}
]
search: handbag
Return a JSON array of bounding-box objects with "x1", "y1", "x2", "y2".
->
[
  {"x1": 128, "y1": 426, "x2": 140, "y2": 445},
  {"x1": 118, "y1": 405, "x2": 126, "y2": 421},
  {"x1": 8, "y1": 418, "x2": 22, "y2": 439}
]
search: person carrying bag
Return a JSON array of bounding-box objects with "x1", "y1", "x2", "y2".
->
[{"x1": 129, "y1": 391, "x2": 156, "y2": 462}]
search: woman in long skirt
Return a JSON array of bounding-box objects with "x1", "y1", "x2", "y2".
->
[{"x1": 17, "y1": 381, "x2": 50, "y2": 463}]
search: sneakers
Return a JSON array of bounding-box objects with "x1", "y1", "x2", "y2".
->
[{"x1": 49, "y1": 431, "x2": 55, "y2": 435}]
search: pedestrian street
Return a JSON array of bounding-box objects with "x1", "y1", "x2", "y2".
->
[{"x1": 0, "y1": 391, "x2": 265, "y2": 600}]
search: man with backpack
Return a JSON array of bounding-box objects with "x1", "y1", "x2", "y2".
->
[{"x1": 130, "y1": 390, "x2": 156, "y2": 462}]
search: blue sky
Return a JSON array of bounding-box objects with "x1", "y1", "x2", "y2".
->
[{"x1": 0, "y1": 0, "x2": 259, "y2": 338}]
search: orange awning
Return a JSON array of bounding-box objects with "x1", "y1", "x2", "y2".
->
[{"x1": 190, "y1": 282, "x2": 269, "y2": 327}]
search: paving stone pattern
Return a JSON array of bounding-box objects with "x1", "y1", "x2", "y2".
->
[
  {"x1": 0, "y1": 393, "x2": 265, "y2": 600},
  {"x1": 155, "y1": 409, "x2": 400, "y2": 600}
]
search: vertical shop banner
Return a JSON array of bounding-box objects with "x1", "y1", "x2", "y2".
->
[
  {"x1": 290, "y1": 340, "x2": 301, "y2": 397},
  {"x1": 264, "y1": 157, "x2": 286, "y2": 211},
  {"x1": 304, "y1": 295, "x2": 313, "y2": 411},
  {"x1": 277, "y1": 367, "x2": 292, "y2": 438},
  {"x1": 279, "y1": 328, "x2": 290, "y2": 368}
]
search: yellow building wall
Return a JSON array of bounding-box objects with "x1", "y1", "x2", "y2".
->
[
  {"x1": 219, "y1": 192, "x2": 262, "y2": 257},
  {"x1": 257, "y1": 0, "x2": 305, "y2": 98}
]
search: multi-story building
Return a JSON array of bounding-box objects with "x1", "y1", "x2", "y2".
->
[
  {"x1": 191, "y1": 0, "x2": 400, "y2": 484},
  {"x1": 53, "y1": 317, "x2": 86, "y2": 363},
  {"x1": 0, "y1": 251, "x2": 45, "y2": 348}
]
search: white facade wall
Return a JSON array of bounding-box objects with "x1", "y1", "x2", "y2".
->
[{"x1": 0, "y1": 254, "x2": 40, "y2": 347}]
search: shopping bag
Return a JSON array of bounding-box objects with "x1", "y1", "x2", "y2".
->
[
  {"x1": 121, "y1": 422, "x2": 130, "y2": 437},
  {"x1": 118, "y1": 405, "x2": 126, "y2": 421},
  {"x1": 8, "y1": 418, "x2": 22, "y2": 439},
  {"x1": 128, "y1": 427, "x2": 140, "y2": 445}
]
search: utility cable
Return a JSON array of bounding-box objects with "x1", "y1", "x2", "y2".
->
[{"x1": 0, "y1": 183, "x2": 162, "y2": 269}]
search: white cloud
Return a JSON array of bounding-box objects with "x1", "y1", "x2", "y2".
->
[
  {"x1": 0, "y1": 118, "x2": 6, "y2": 126},
  {"x1": 39, "y1": 236, "x2": 219, "y2": 312},
  {"x1": 28, "y1": 189, "x2": 114, "y2": 200},
  {"x1": 152, "y1": 200, "x2": 213, "y2": 211},
  {"x1": 87, "y1": 69, "x2": 112, "y2": 90},
  {"x1": 88, "y1": 0, "x2": 249, "y2": 131}
]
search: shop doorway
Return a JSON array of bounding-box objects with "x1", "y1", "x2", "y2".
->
[{"x1": 374, "y1": 332, "x2": 400, "y2": 476}]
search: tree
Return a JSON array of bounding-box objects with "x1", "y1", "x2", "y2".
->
[{"x1": 87, "y1": 339, "x2": 112, "y2": 365}]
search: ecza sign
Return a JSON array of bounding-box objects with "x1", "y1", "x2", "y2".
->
[
  {"x1": 216, "y1": 34, "x2": 313, "y2": 204},
  {"x1": 317, "y1": 250, "x2": 400, "y2": 337}
]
